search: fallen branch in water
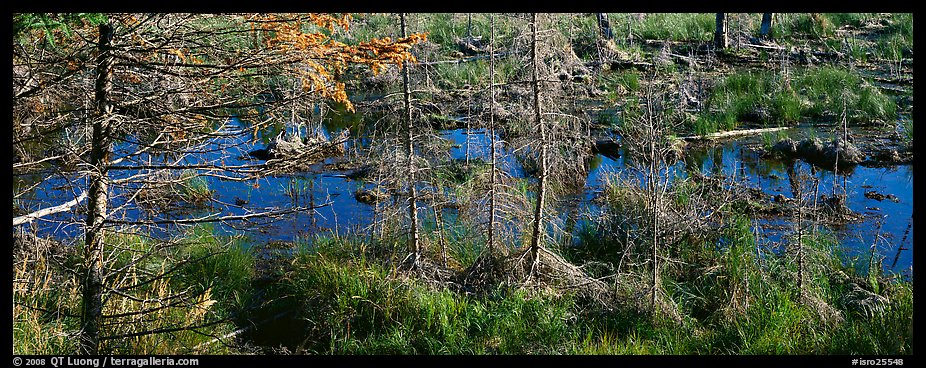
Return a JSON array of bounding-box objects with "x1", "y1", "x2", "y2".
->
[
  {"x1": 13, "y1": 191, "x2": 88, "y2": 226},
  {"x1": 104, "y1": 203, "x2": 331, "y2": 226},
  {"x1": 678, "y1": 126, "x2": 791, "y2": 142}
]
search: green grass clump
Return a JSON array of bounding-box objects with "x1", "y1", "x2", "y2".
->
[
  {"x1": 823, "y1": 13, "x2": 878, "y2": 29},
  {"x1": 180, "y1": 172, "x2": 214, "y2": 205},
  {"x1": 827, "y1": 282, "x2": 913, "y2": 354},
  {"x1": 269, "y1": 243, "x2": 573, "y2": 354},
  {"x1": 874, "y1": 13, "x2": 912, "y2": 62},
  {"x1": 240, "y1": 214, "x2": 913, "y2": 355},
  {"x1": 900, "y1": 113, "x2": 913, "y2": 150},
  {"x1": 695, "y1": 67, "x2": 895, "y2": 135},
  {"x1": 636, "y1": 13, "x2": 715, "y2": 42},
  {"x1": 774, "y1": 13, "x2": 835, "y2": 40},
  {"x1": 691, "y1": 112, "x2": 738, "y2": 136},
  {"x1": 175, "y1": 225, "x2": 256, "y2": 312},
  {"x1": 798, "y1": 67, "x2": 895, "y2": 122}
]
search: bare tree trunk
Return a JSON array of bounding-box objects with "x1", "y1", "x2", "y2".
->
[
  {"x1": 434, "y1": 204, "x2": 447, "y2": 267},
  {"x1": 80, "y1": 21, "x2": 114, "y2": 355},
  {"x1": 426, "y1": 172, "x2": 447, "y2": 267},
  {"x1": 627, "y1": 14, "x2": 635, "y2": 47},
  {"x1": 647, "y1": 95, "x2": 659, "y2": 312},
  {"x1": 797, "y1": 202, "x2": 804, "y2": 297},
  {"x1": 795, "y1": 165, "x2": 805, "y2": 298},
  {"x1": 760, "y1": 13, "x2": 773, "y2": 39},
  {"x1": 487, "y1": 14, "x2": 497, "y2": 256},
  {"x1": 528, "y1": 13, "x2": 547, "y2": 268},
  {"x1": 596, "y1": 13, "x2": 613, "y2": 40},
  {"x1": 714, "y1": 13, "x2": 728, "y2": 49},
  {"x1": 401, "y1": 13, "x2": 420, "y2": 263}
]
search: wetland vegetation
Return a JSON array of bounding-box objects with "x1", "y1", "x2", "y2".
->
[{"x1": 13, "y1": 12, "x2": 913, "y2": 356}]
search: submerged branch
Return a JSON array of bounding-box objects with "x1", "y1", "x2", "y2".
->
[
  {"x1": 104, "y1": 203, "x2": 331, "y2": 225},
  {"x1": 678, "y1": 126, "x2": 791, "y2": 141}
]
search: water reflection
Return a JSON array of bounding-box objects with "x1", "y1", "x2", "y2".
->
[{"x1": 21, "y1": 122, "x2": 912, "y2": 276}]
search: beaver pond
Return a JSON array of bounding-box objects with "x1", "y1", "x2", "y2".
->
[
  {"x1": 16, "y1": 115, "x2": 914, "y2": 278},
  {"x1": 13, "y1": 13, "x2": 915, "y2": 356}
]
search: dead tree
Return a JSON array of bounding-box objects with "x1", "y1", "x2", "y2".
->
[
  {"x1": 760, "y1": 13, "x2": 774, "y2": 39},
  {"x1": 597, "y1": 13, "x2": 613, "y2": 40},
  {"x1": 487, "y1": 14, "x2": 498, "y2": 256},
  {"x1": 714, "y1": 13, "x2": 728, "y2": 49},
  {"x1": 79, "y1": 20, "x2": 114, "y2": 355},
  {"x1": 401, "y1": 13, "x2": 421, "y2": 266},
  {"x1": 620, "y1": 75, "x2": 680, "y2": 316},
  {"x1": 528, "y1": 12, "x2": 548, "y2": 275},
  {"x1": 13, "y1": 13, "x2": 422, "y2": 354}
]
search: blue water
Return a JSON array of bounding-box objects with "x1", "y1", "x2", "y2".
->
[
  {"x1": 440, "y1": 128, "x2": 524, "y2": 178},
  {"x1": 678, "y1": 141, "x2": 914, "y2": 277},
  {"x1": 16, "y1": 123, "x2": 912, "y2": 277},
  {"x1": 16, "y1": 117, "x2": 372, "y2": 245}
]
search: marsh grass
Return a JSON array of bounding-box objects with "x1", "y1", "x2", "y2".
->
[
  {"x1": 265, "y1": 243, "x2": 574, "y2": 354},
  {"x1": 13, "y1": 255, "x2": 81, "y2": 355},
  {"x1": 21, "y1": 207, "x2": 907, "y2": 354},
  {"x1": 432, "y1": 58, "x2": 519, "y2": 90},
  {"x1": 13, "y1": 226, "x2": 255, "y2": 354},
  {"x1": 634, "y1": 13, "x2": 715, "y2": 42},
  {"x1": 875, "y1": 13, "x2": 913, "y2": 63},
  {"x1": 694, "y1": 66, "x2": 895, "y2": 135},
  {"x1": 560, "y1": 183, "x2": 913, "y2": 354},
  {"x1": 900, "y1": 114, "x2": 913, "y2": 149}
]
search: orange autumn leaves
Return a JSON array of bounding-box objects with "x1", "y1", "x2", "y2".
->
[{"x1": 256, "y1": 13, "x2": 426, "y2": 111}]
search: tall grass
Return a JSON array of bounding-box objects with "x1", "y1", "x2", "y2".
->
[
  {"x1": 900, "y1": 113, "x2": 913, "y2": 149},
  {"x1": 432, "y1": 58, "x2": 518, "y2": 89},
  {"x1": 266, "y1": 243, "x2": 574, "y2": 354},
  {"x1": 798, "y1": 67, "x2": 896, "y2": 122},
  {"x1": 253, "y1": 206, "x2": 912, "y2": 355},
  {"x1": 871, "y1": 14, "x2": 913, "y2": 63},
  {"x1": 13, "y1": 226, "x2": 255, "y2": 354},
  {"x1": 693, "y1": 66, "x2": 895, "y2": 134},
  {"x1": 13, "y1": 255, "x2": 81, "y2": 354},
  {"x1": 421, "y1": 13, "x2": 517, "y2": 54},
  {"x1": 635, "y1": 13, "x2": 715, "y2": 42}
]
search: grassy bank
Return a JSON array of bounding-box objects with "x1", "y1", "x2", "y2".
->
[{"x1": 252, "y1": 223, "x2": 911, "y2": 354}]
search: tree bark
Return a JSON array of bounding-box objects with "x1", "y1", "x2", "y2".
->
[
  {"x1": 488, "y1": 14, "x2": 497, "y2": 256},
  {"x1": 596, "y1": 13, "x2": 613, "y2": 40},
  {"x1": 529, "y1": 13, "x2": 547, "y2": 266},
  {"x1": 647, "y1": 93, "x2": 659, "y2": 312},
  {"x1": 714, "y1": 13, "x2": 728, "y2": 49},
  {"x1": 760, "y1": 13, "x2": 773, "y2": 39},
  {"x1": 400, "y1": 13, "x2": 420, "y2": 262},
  {"x1": 80, "y1": 21, "x2": 114, "y2": 355}
]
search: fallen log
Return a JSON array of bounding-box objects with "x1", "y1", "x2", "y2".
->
[
  {"x1": 743, "y1": 43, "x2": 786, "y2": 51},
  {"x1": 678, "y1": 126, "x2": 790, "y2": 142}
]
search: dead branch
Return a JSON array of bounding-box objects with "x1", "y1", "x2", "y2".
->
[
  {"x1": 104, "y1": 203, "x2": 331, "y2": 225},
  {"x1": 678, "y1": 126, "x2": 791, "y2": 141},
  {"x1": 13, "y1": 191, "x2": 88, "y2": 226}
]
